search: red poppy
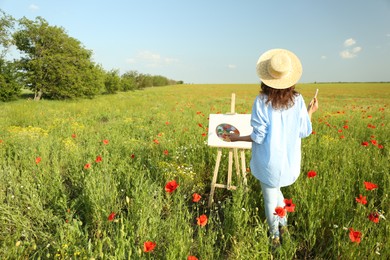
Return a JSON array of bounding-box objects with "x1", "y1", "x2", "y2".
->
[
  {"x1": 35, "y1": 157, "x2": 42, "y2": 164},
  {"x1": 0, "y1": 139, "x2": 3, "y2": 144},
  {"x1": 307, "y1": 170, "x2": 317, "y2": 178},
  {"x1": 338, "y1": 129, "x2": 342, "y2": 133},
  {"x1": 364, "y1": 181, "x2": 378, "y2": 191},
  {"x1": 198, "y1": 123, "x2": 203, "y2": 128},
  {"x1": 153, "y1": 139, "x2": 160, "y2": 144},
  {"x1": 349, "y1": 228, "x2": 361, "y2": 243},
  {"x1": 201, "y1": 132, "x2": 207, "y2": 137},
  {"x1": 196, "y1": 111, "x2": 202, "y2": 115},
  {"x1": 283, "y1": 199, "x2": 295, "y2": 212},
  {"x1": 355, "y1": 194, "x2": 367, "y2": 205},
  {"x1": 311, "y1": 131, "x2": 316, "y2": 135},
  {"x1": 165, "y1": 180, "x2": 179, "y2": 193},
  {"x1": 274, "y1": 207, "x2": 286, "y2": 217},
  {"x1": 103, "y1": 139, "x2": 109, "y2": 145},
  {"x1": 143, "y1": 241, "x2": 156, "y2": 252},
  {"x1": 84, "y1": 163, "x2": 91, "y2": 169},
  {"x1": 340, "y1": 135, "x2": 345, "y2": 139},
  {"x1": 370, "y1": 140, "x2": 377, "y2": 145},
  {"x1": 192, "y1": 193, "x2": 202, "y2": 202},
  {"x1": 197, "y1": 214, "x2": 208, "y2": 227},
  {"x1": 368, "y1": 212, "x2": 380, "y2": 223},
  {"x1": 95, "y1": 155, "x2": 102, "y2": 163},
  {"x1": 71, "y1": 133, "x2": 77, "y2": 138},
  {"x1": 163, "y1": 150, "x2": 169, "y2": 156},
  {"x1": 343, "y1": 125, "x2": 349, "y2": 129},
  {"x1": 377, "y1": 144, "x2": 384, "y2": 149},
  {"x1": 165, "y1": 121, "x2": 170, "y2": 125},
  {"x1": 188, "y1": 256, "x2": 199, "y2": 260},
  {"x1": 361, "y1": 141, "x2": 369, "y2": 147},
  {"x1": 131, "y1": 154, "x2": 135, "y2": 159},
  {"x1": 108, "y1": 212, "x2": 116, "y2": 221}
]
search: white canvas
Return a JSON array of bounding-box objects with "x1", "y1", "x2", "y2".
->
[{"x1": 207, "y1": 114, "x2": 252, "y2": 149}]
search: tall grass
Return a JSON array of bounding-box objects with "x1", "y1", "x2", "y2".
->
[{"x1": 0, "y1": 83, "x2": 389, "y2": 259}]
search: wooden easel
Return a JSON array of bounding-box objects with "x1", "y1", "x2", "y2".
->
[{"x1": 208, "y1": 93, "x2": 248, "y2": 207}]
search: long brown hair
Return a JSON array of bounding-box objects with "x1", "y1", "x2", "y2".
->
[{"x1": 260, "y1": 82, "x2": 299, "y2": 110}]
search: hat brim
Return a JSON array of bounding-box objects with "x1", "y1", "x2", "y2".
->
[{"x1": 256, "y1": 49, "x2": 302, "y2": 89}]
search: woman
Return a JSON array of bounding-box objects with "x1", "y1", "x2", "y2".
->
[{"x1": 229, "y1": 48, "x2": 318, "y2": 247}]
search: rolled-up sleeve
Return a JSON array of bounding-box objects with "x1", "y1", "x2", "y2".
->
[{"x1": 250, "y1": 96, "x2": 269, "y2": 144}]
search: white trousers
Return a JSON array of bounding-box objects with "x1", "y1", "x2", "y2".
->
[{"x1": 260, "y1": 181, "x2": 287, "y2": 237}]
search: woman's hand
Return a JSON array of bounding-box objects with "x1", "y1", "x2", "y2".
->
[
  {"x1": 307, "y1": 97, "x2": 319, "y2": 120},
  {"x1": 308, "y1": 97, "x2": 319, "y2": 113},
  {"x1": 227, "y1": 133, "x2": 239, "y2": 142}
]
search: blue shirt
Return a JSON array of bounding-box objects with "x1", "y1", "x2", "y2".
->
[{"x1": 249, "y1": 94, "x2": 312, "y2": 187}]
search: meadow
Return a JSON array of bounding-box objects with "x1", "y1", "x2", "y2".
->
[{"x1": 0, "y1": 83, "x2": 389, "y2": 259}]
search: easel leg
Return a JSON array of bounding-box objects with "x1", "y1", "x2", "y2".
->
[
  {"x1": 208, "y1": 148, "x2": 222, "y2": 207},
  {"x1": 240, "y1": 150, "x2": 248, "y2": 187},
  {"x1": 233, "y1": 148, "x2": 240, "y2": 177},
  {"x1": 227, "y1": 149, "x2": 233, "y2": 189}
]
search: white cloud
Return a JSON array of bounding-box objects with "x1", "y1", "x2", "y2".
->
[
  {"x1": 126, "y1": 58, "x2": 136, "y2": 64},
  {"x1": 138, "y1": 50, "x2": 161, "y2": 62},
  {"x1": 126, "y1": 50, "x2": 178, "y2": 67},
  {"x1": 340, "y1": 38, "x2": 362, "y2": 59},
  {"x1": 29, "y1": 4, "x2": 39, "y2": 12},
  {"x1": 344, "y1": 38, "x2": 356, "y2": 47},
  {"x1": 340, "y1": 47, "x2": 362, "y2": 59},
  {"x1": 164, "y1": 57, "x2": 179, "y2": 64},
  {"x1": 340, "y1": 50, "x2": 356, "y2": 59},
  {"x1": 227, "y1": 64, "x2": 236, "y2": 69},
  {"x1": 352, "y1": 46, "x2": 362, "y2": 53}
]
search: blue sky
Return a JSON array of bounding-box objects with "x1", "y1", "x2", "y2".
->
[{"x1": 1, "y1": 0, "x2": 390, "y2": 83}]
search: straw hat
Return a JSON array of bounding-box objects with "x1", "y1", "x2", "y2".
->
[{"x1": 256, "y1": 49, "x2": 302, "y2": 89}]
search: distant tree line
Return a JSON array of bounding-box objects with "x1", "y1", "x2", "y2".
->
[{"x1": 0, "y1": 10, "x2": 183, "y2": 102}]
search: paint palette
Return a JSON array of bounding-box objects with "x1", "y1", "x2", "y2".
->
[{"x1": 216, "y1": 123, "x2": 240, "y2": 142}]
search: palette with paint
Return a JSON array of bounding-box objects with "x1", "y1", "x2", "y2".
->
[{"x1": 216, "y1": 123, "x2": 240, "y2": 142}]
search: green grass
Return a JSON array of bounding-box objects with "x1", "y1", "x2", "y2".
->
[{"x1": 0, "y1": 83, "x2": 389, "y2": 259}]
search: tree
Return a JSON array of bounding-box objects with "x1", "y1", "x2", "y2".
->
[
  {"x1": 13, "y1": 16, "x2": 104, "y2": 100},
  {"x1": 0, "y1": 59, "x2": 21, "y2": 101},
  {"x1": 136, "y1": 73, "x2": 153, "y2": 89},
  {"x1": 0, "y1": 10, "x2": 21, "y2": 101},
  {"x1": 121, "y1": 70, "x2": 138, "y2": 91},
  {"x1": 104, "y1": 69, "x2": 121, "y2": 94},
  {"x1": 152, "y1": 75, "x2": 169, "y2": 86},
  {"x1": 0, "y1": 10, "x2": 14, "y2": 57}
]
